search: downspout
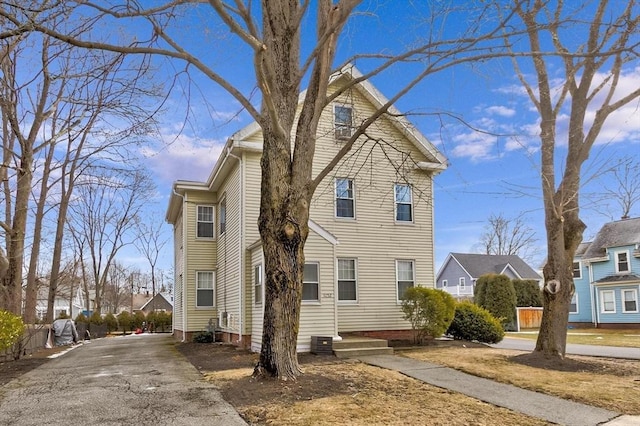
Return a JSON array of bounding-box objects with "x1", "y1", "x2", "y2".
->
[
  {"x1": 173, "y1": 189, "x2": 188, "y2": 342},
  {"x1": 228, "y1": 146, "x2": 244, "y2": 346},
  {"x1": 589, "y1": 262, "x2": 598, "y2": 327},
  {"x1": 333, "y1": 242, "x2": 341, "y2": 342}
]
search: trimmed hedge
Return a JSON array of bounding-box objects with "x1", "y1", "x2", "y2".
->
[
  {"x1": 447, "y1": 301, "x2": 504, "y2": 343},
  {"x1": 476, "y1": 273, "x2": 517, "y2": 329},
  {"x1": 512, "y1": 279, "x2": 542, "y2": 307},
  {"x1": 401, "y1": 287, "x2": 456, "y2": 344}
]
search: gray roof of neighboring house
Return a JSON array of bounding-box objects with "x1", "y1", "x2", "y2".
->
[
  {"x1": 575, "y1": 241, "x2": 592, "y2": 258},
  {"x1": 450, "y1": 253, "x2": 542, "y2": 280},
  {"x1": 595, "y1": 274, "x2": 640, "y2": 284},
  {"x1": 582, "y1": 217, "x2": 640, "y2": 259}
]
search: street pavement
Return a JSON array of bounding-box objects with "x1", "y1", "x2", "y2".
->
[
  {"x1": 0, "y1": 334, "x2": 246, "y2": 426},
  {"x1": 492, "y1": 336, "x2": 640, "y2": 359}
]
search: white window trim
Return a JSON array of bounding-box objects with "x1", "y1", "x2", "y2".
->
[
  {"x1": 396, "y1": 259, "x2": 416, "y2": 302},
  {"x1": 337, "y1": 258, "x2": 358, "y2": 304},
  {"x1": 302, "y1": 262, "x2": 320, "y2": 304},
  {"x1": 569, "y1": 293, "x2": 579, "y2": 314},
  {"x1": 572, "y1": 261, "x2": 582, "y2": 279},
  {"x1": 459, "y1": 277, "x2": 466, "y2": 289},
  {"x1": 196, "y1": 205, "x2": 215, "y2": 239},
  {"x1": 622, "y1": 289, "x2": 638, "y2": 313},
  {"x1": 219, "y1": 196, "x2": 227, "y2": 236},
  {"x1": 615, "y1": 250, "x2": 630, "y2": 273},
  {"x1": 600, "y1": 289, "x2": 616, "y2": 314},
  {"x1": 196, "y1": 271, "x2": 215, "y2": 308},
  {"x1": 442, "y1": 279, "x2": 448, "y2": 288},
  {"x1": 394, "y1": 183, "x2": 414, "y2": 224},
  {"x1": 334, "y1": 104, "x2": 353, "y2": 140},
  {"x1": 335, "y1": 178, "x2": 356, "y2": 219},
  {"x1": 254, "y1": 264, "x2": 263, "y2": 305}
]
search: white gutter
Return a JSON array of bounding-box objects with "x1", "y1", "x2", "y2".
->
[
  {"x1": 172, "y1": 189, "x2": 188, "y2": 342},
  {"x1": 228, "y1": 146, "x2": 244, "y2": 346}
]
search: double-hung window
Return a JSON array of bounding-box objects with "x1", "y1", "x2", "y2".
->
[
  {"x1": 254, "y1": 265, "x2": 262, "y2": 305},
  {"x1": 302, "y1": 263, "x2": 319, "y2": 302},
  {"x1": 337, "y1": 259, "x2": 357, "y2": 302},
  {"x1": 622, "y1": 289, "x2": 638, "y2": 313},
  {"x1": 196, "y1": 206, "x2": 214, "y2": 238},
  {"x1": 335, "y1": 178, "x2": 355, "y2": 218},
  {"x1": 334, "y1": 105, "x2": 353, "y2": 140},
  {"x1": 396, "y1": 260, "x2": 415, "y2": 300},
  {"x1": 459, "y1": 277, "x2": 466, "y2": 289},
  {"x1": 600, "y1": 290, "x2": 615, "y2": 313},
  {"x1": 196, "y1": 271, "x2": 215, "y2": 308},
  {"x1": 572, "y1": 261, "x2": 582, "y2": 279},
  {"x1": 394, "y1": 184, "x2": 413, "y2": 222},
  {"x1": 569, "y1": 293, "x2": 578, "y2": 313},
  {"x1": 616, "y1": 251, "x2": 630, "y2": 273},
  {"x1": 442, "y1": 279, "x2": 448, "y2": 288}
]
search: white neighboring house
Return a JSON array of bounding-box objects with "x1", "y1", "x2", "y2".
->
[
  {"x1": 165, "y1": 65, "x2": 448, "y2": 352},
  {"x1": 33, "y1": 284, "x2": 86, "y2": 321}
]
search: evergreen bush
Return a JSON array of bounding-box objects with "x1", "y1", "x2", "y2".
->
[
  {"x1": 89, "y1": 311, "x2": 103, "y2": 325},
  {"x1": 447, "y1": 301, "x2": 504, "y2": 343},
  {"x1": 476, "y1": 273, "x2": 517, "y2": 329},
  {"x1": 401, "y1": 286, "x2": 456, "y2": 344},
  {"x1": 512, "y1": 279, "x2": 542, "y2": 307},
  {"x1": 103, "y1": 313, "x2": 118, "y2": 333},
  {"x1": 117, "y1": 311, "x2": 133, "y2": 335},
  {"x1": 75, "y1": 312, "x2": 88, "y2": 324},
  {"x1": 193, "y1": 331, "x2": 214, "y2": 343},
  {"x1": 133, "y1": 311, "x2": 146, "y2": 330}
]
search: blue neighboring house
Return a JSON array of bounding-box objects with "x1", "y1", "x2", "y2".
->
[
  {"x1": 436, "y1": 253, "x2": 542, "y2": 299},
  {"x1": 570, "y1": 217, "x2": 640, "y2": 328}
]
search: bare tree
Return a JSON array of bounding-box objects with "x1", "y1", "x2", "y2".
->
[
  {"x1": 505, "y1": 1, "x2": 640, "y2": 360},
  {"x1": 67, "y1": 170, "x2": 155, "y2": 314},
  {"x1": 104, "y1": 261, "x2": 132, "y2": 314},
  {"x1": 134, "y1": 217, "x2": 168, "y2": 314},
  {"x1": 1, "y1": 0, "x2": 531, "y2": 379},
  {"x1": 602, "y1": 157, "x2": 640, "y2": 220},
  {"x1": 478, "y1": 213, "x2": 539, "y2": 263}
]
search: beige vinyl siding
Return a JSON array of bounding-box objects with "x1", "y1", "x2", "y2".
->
[
  {"x1": 173, "y1": 213, "x2": 184, "y2": 331},
  {"x1": 215, "y1": 162, "x2": 243, "y2": 335},
  {"x1": 249, "y1": 246, "x2": 264, "y2": 352},
  {"x1": 297, "y1": 230, "x2": 337, "y2": 350},
  {"x1": 243, "y1": 152, "x2": 262, "y2": 248},
  {"x1": 183, "y1": 190, "x2": 218, "y2": 332},
  {"x1": 309, "y1": 85, "x2": 435, "y2": 333}
]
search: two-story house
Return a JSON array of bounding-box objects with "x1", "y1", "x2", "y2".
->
[
  {"x1": 165, "y1": 66, "x2": 448, "y2": 352},
  {"x1": 435, "y1": 253, "x2": 542, "y2": 299},
  {"x1": 570, "y1": 217, "x2": 640, "y2": 328}
]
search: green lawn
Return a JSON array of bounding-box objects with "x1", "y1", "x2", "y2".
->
[{"x1": 507, "y1": 329, "x2": 640, "y2": 348}]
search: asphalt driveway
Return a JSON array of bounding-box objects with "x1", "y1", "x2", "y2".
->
[{"x1": 0, "y1": 334, "x2": 246, "y2": 426}]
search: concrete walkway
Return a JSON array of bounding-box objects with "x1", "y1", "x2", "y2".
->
[
  {"x1": 0, "y1": 334, "x2": 246, "y2": 426},
  {"x1": 359, "y1": 354, "x2": 640, "y2": 426},
  {"x1": 492, "y1": 336, "x2": 640, "y2": 360}
]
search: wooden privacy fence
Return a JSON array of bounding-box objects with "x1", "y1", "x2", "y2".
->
[{"x1": 516, "y1": 307, "x2": 544, "y2": 331}]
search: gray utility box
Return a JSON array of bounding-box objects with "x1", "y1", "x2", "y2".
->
[{"x1": 310, "y1": 336, "x2": 333, "y2": 355}]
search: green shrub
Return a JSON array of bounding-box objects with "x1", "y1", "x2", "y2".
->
[
  {"x1": 0, "y1": 310, "x2": 24, "y2": 351},
  {"x1": 117, "y1": 311, "x2": 133, "y2": 335},
  {"x1": 447, "y1": 301, "x2": 504, "y2": 343},
  {"x1": 57, "y1": 311, "x2": 70, "y2": 319},
  {"x1": 193, "y1": 331, "x2": 214, "y2": 343},
  {"x1": 103, "y1": 313, "x2": 118, "y2": 333},
  {"x1": 476, "y1": 274, "x2": 517, "y2": 329},
  {"x1": 153, "y1": 311, "x2": 172, "y2": 332},
  {"x1": 474, "y1": 275, "x2": 488, "y2": 306},
  {"x1": 512, "y1": 279, "x2": 542, "y2": 307},
  {"x1": 89, "y1": 311, "x2": 103, "y2": 325},
  {"x1": 133, "y1": 311, "x2": 146, "y2": 329},
  {"x1": 401, "y1": 287, "x2": 456, "y2": 344},
  {"x1": 75, "y1": 312, "x2": 88, "y2": 324}
]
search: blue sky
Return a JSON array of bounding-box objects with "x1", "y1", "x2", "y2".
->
[{"x1": 126, "y1": 1, "x2": 640, "y2": 276}]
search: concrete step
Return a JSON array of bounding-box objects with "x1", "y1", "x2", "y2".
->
[
  {"x1": 332, "y1": 337, "x2": 389, "y2": 350},
  {"x1": 333, "y1": 346, "x2": 394, "y2": 359}
]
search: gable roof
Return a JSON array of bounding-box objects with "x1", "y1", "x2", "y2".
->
[
  {"x1": 582, "y1": 217, "x2": 640, "y2": 260},
  {"x1": 448, "y1": 253, "x2": 541, "y2": 280}
]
